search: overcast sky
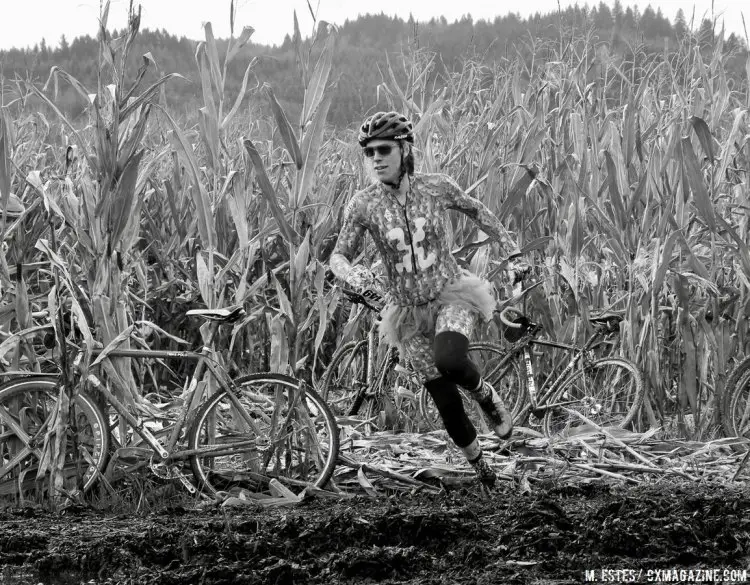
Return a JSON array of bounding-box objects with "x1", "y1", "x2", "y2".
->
[{"x1": 0, "y1": 0, "x2": 747, "y2": 50}]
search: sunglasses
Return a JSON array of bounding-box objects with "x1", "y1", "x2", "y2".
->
[{"x1": 363, "y1": 144, "x2": 396, "y2": 158}]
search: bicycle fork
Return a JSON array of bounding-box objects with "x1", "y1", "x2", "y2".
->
[
  {"x1": 523, "y1": 347, "x2": 544, "y2": 419},
  {"x1": 346, "y1": 327, "x2": 379, "y2": 417}
]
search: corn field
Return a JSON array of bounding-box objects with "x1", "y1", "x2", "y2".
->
[{"x1": 1, "y1": 2, "x2": 749, "y2": 458}]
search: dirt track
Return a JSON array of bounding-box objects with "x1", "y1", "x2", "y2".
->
[{"x1": 2, "y1": 480, "x2": 750, "y2": 584}]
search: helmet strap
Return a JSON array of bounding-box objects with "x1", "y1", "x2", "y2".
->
[{"x1": 383, "y1": 142, "x2": 408, "y2": 190}]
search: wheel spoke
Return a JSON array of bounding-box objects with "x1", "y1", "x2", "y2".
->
[
  {"x1": 0, "y1": 403, "x2": 40, "y2": 445},
  {"x1": 0, "y1": 378, "x2": 109, "y2": 503},
  {"x1": 320, "y1": 341, "x2": 369, "y2": 420},
  {"x1": 543, "y1": 358, "x2": 643, "y2": 437},
  {"x1": 189, "y1": 374, "x2": 338, "y2": 498}
]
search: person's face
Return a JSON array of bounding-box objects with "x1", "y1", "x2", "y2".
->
[{"x1": 363, "y1": 139, "x2": 402, "y2": 184}]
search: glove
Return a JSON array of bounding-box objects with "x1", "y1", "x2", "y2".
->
[
  {"x1": 346, "y1": 265, "x2": 386, "y2": 307},
  {"x1": 507, "y1": 261, "x2": 532, "y2": 284},
  {"x1": 345, "y1": 265, "x2": 376, "y2": 290}
]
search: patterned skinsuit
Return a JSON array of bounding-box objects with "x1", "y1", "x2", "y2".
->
[{"x1": 330, "y1": 172, "x2": 515, "y2": 380}]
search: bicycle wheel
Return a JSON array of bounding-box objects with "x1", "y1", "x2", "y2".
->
[
  {"x1": 418, "y1": 343, "x2": 526, "y2": 433},
  {"x1": 722, "y1": 357, "x2": 750, "y2": 438},
  {"x1": 0, "y1": 376, "x2": 109, "y2": 502},
  {"x1": 542, "y1": 357, "x2": 643, "y2": 437},
  {"x1": 364, "y1": 350, "x2": 426, "y2": 433},
  {"x1": 319, "y1": 340, "x2": 370, "y2": 419},
  {"x1": 188, "y1": 373, "x2": 339, "y2": 498}
]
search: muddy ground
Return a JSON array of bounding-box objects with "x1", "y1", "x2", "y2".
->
[{"x1": 1, "y1": 479, "x2": 749, "y2": 585}]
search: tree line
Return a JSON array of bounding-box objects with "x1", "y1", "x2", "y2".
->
[{"x1": 1, "y1": 3, "x2": 747, "y2": 128}]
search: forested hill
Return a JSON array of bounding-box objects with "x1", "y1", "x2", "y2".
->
[{"x1": 1, "y1": 4, "x2": 747, "y2": 128}]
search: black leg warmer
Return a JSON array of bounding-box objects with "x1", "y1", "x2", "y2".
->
[
  {"x1": 433, "y1": 330, "x2": 481, "y2": 390},
  {"x1": 424, "y1": 377, "x2": 477, "y2": 448}
]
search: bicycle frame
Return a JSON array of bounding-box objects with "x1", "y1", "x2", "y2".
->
[
  {"x1": 333, "y1": 292, "x2": 419, "y2": 418},
  {"x1": 486, "y1": 325, "x2": 614, "y2": 418},
  {"x1": 73, "y1": 320, "x2": 253, "y2": 493}
]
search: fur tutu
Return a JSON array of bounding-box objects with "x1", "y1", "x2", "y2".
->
[{"x1": 378, "y1": 271, "x2": 495, "y2": 345}]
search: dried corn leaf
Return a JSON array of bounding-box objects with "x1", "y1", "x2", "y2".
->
[
  {"x1": 300, "y1": 29, "x2": 335, "y2": 128},
  {"x1": 265, "y1": 85, "x2": 302, "y2": 169},
  {"x1": 357, "y1": 466, "x2": 379, "y2": 497}
]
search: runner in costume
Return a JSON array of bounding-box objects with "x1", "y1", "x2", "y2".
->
[{"x1": 329, "y1": 111, "x2": 518, "y2": 486}]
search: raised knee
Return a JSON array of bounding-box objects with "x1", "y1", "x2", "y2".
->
[
  {"x1": 434, "y1": 350, "x2": 464, "y2": 375},
  {"x1": 433, "y1": 331, "x2": 470, "y2": 375}
]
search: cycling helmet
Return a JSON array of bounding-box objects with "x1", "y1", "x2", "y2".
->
[{"x1": 358, "y1": 111, "x2": 414, "y2": 146}]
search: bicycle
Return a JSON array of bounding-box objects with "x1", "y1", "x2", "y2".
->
[
  {"x1": 417, "y1": 285, "x2": 645, "y2": 437},
  {"x1": 721, "y1": 356, "x2": 750, "y2": 441},
  {"x1": 0, "y1": 306, "x2": 339, "y2": 503},
  {"x1": 320, "y1": 288, "x2": 424, "y2": 433},
  {"x1": 320, "y1": 288, "x2": 523, "y2": 435}
]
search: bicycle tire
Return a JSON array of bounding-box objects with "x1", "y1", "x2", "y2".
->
[
  {"x1": 722, "y1": 357, "x2": 750, "y2": 439},
  {"x1": 319, "y1": 340, "x2": 370, "y2": 418},
  {"x1": 363, "y1": 349, "x2": 425, "y2": 433},
  {"x1": 542, "y1": 357, "x2": 643, "y2": 437},
  {"x1": 188, "y1": 373, "x2": 339, "y2": 498},
  {"x1": 418, "y1": 342, "x2": 527, "y2": 432},
  {"x1": 0, "y1": 375, "x2": 109, "y2": 502}
]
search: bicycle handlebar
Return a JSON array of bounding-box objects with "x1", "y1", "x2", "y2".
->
[
  {"x1": 499, "y1": 307, "x2": 525, "y2": 328},
  {"x1": 509, "y1": 262, "x2": 532, "y2": 286},
  {"x1": 500, "y1": 306, "x2": 622, "y2": 334},
  {"x1": 340, "y1": 287, "x2": 384, "y2": 313}
]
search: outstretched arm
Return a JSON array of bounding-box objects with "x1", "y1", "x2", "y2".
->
[{"x1": 440, "y1": 175, "x2": 517, "y2": 256}]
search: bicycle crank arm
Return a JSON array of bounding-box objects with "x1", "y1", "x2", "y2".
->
[
  {"x1": 171, "y1": 466, "x2": 197, "y2": 494},
  {"x1": 151, "y1": 459, "x2": 197, "y2": 494}
]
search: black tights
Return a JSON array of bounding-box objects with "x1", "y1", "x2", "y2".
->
[{"x1": 423, "y1": 331, "x2": 482, "y2": 448}]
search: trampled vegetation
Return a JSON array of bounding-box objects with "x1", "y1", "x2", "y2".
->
[{"x1": 0, "y1": 0, "x2": 749, "y2": 505}]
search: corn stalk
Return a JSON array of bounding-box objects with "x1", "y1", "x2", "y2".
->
[
  {"x1": 371, "y1": 32, "x2": 750, "y2": 437},
  {"x1": 245, "y1": 14, "x2": 338, "y2": 377},
  {"x1": 17, "y1": 1, "x2": 181, "y2": 501}
]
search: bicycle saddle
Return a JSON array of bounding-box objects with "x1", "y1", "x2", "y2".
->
[{"x1": 186, "y1": 306, "x2": 246, "y2": 323}]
